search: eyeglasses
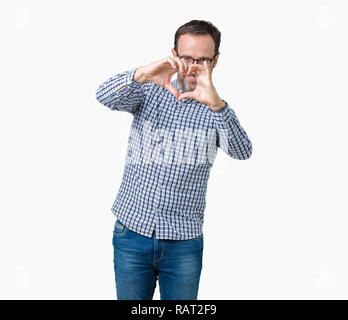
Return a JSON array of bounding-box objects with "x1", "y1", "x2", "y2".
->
[{"x1": 178, "y1": 53, "x2": 217, "y2": 66}]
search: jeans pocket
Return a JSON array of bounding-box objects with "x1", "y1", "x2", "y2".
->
[{"x1": 113, "y1": 219, "x2": 128, "y2": 237}]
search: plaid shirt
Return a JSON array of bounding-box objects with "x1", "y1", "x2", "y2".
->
[{"x1": 96, "y1": 67, "x2": 252, "y2": 240}]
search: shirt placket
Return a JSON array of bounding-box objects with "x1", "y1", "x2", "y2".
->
[{"x1": 152, "y1": 95, "x2": 184, "y2": 239}]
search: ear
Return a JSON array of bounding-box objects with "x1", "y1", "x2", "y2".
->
[
  {"x1": 171, "y1": 48, "x2": 177, "y2": 58},
  {"x1": 212, "y1": 53, "x2": 220, "y2": 69}
]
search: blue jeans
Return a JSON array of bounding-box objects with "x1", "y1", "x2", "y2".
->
[{"x1": 112, "y1": 219, "x2": 203, "y2": 300}]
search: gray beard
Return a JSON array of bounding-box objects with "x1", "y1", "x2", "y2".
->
[
  {"x1": 176, "y1": 67, "x2": 214, "y2": 93},
  {"x1": 177, "y1": 75, "x2": 194, "y2": 93}
]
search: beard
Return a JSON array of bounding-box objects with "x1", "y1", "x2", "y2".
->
[
  {"x1": 176, "y1": 67, "x2": 214, "y2": 93},
  {"x1": 177, "y1": 73, "x2": 196, "y2": 93}
]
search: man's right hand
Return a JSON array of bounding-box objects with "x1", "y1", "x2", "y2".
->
[{"x1": 134, "y1": 57, "x2": 189, "y2": 99}]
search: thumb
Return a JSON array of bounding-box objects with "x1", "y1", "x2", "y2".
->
[
  {"x1": 165, "y1": 83, "x2": 180, "y2": 99},
  {"x1": 178, "y1": 92, "x2": 194, "y2": 100}
]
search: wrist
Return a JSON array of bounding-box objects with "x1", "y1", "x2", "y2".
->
[
  {"x1": 134, "y1": 66, "x2": 148, "y2": 84},
  {"x1": 210, "y1": 98, "x2": 226, "y2": 111}
]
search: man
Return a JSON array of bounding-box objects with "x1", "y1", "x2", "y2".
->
[{"x1": 96, "y1": 20, "x2": 252, "y2": 300}]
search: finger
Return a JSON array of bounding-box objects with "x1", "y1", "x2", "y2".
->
[
  {"x1": 203, "y1": 60, "x2": 212, "y2": 74},
  {"x1": 178, "y1": 91, "x2": 194, "y2": 100},
  {"x1": 166, "y1": 57, "x2": 178, "y2": 72},
  {"x1": 188, "y1": 63, "x2": 204, "y2": 72},
  {"x1": 173, "y1": 57, "x2": 183, "y2": 73},
  {"x1": 174, "y1": 57, "x2": 185, "y2": 74},
  {"x1": 164, "y1": 82, "x2": 180, "y2": 99},
  {"x1": 181, "y1": 59, "x2": 189, "y2": 74},
  {"x1": 187, "y1": 63, "x2": 203, "y2": 76}
]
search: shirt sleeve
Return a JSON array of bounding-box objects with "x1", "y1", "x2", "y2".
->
[
  {"x1": 96, "y1": 67, "x2": 152, "y2": 115},
  {"x1": 210, "y1": 100, "x2": 253, "y2": 160}
]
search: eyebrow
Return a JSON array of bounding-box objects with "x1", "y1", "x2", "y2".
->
[{"x1": 181, "y1": 55, "x2": 211, "y2": 60}]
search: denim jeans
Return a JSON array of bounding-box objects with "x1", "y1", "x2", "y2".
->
[{"x1": 112, "y1": 219, "x2": 203, "y2": 300}]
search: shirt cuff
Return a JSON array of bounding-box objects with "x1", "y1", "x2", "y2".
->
[
  {"x1": 115, "y1": 67, "x2": 143, "y2": 96},
  {"x1": 210, "y1": 99, "x2": 228, "y2": 113},
  {"x1": 210, "y1": 101, "x2": 235, "y2": 126},
  {"x1": 210, "y1": 101, "x2": 242, "y2": 142}
]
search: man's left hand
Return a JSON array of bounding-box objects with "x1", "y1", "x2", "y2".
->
[{"x1": 177, "y1": 60, "x2": 226, "y2": 111}]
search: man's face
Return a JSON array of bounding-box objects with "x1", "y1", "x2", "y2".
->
[{"x1": 171, "y1": 33, "x2": 219, "y2": 93}]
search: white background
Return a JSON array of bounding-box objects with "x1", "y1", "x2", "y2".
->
[{"x1": 1, "y1": 0, "x2": 347, "y2": 299}]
